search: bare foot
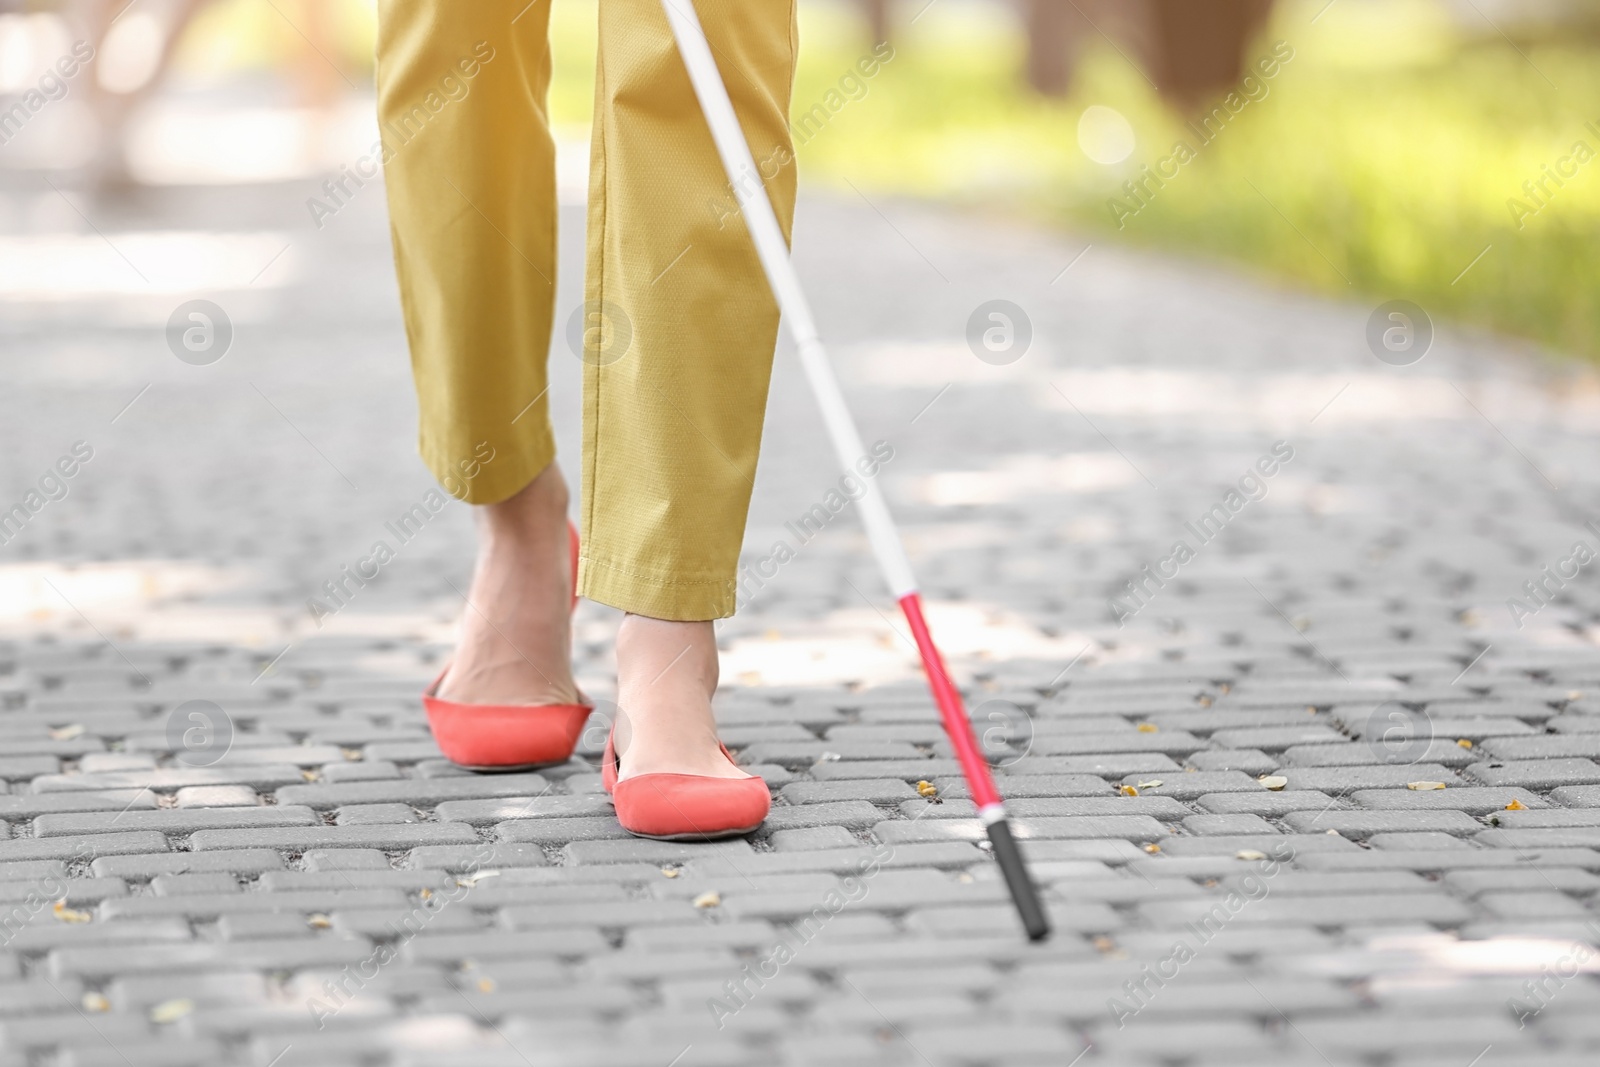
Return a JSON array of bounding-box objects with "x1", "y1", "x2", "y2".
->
[
  {"x1": 437, "y1": 463, "x2": 579, "y2": 707},
  {"x1": 612, "y1": 615, "x2": 750, "y2": 780}
]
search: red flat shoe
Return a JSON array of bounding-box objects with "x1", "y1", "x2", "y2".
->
[
  {"x1": 423, "y1": 521, "x2": 592, "y2": 772},
  {"x1": 601, "y1": 730, "x2": 770, "y2": 841}
]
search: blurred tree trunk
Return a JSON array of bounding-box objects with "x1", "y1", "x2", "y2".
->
[
  {"x1": 1023, "y1": 0, "x2": 1083, "y2": 96},
  {"x1": 1140, "y1": 0, "x2": 1276, "y2": 111},
  {"x1": 863, "y1": 0, "x2": 892, "y2": 45},
  {"x1": 1016, "y1": 0, "x2": 1276, "y2": 107}
]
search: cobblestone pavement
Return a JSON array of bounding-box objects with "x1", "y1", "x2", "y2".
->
[{"x1": 7, "y1": 163, "x2": 1600, "y2": 1067}]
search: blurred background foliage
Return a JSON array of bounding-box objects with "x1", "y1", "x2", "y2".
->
[{"x1": 25, "y1": 0, "x2": 1600, "y2": 359}]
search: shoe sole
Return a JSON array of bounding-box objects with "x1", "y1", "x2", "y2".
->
[
  {"x1": 622, "y1": 823, "x2": 765, "y2": 842},
  {"x1": 451, "y1": 759, "x2": 568, "y2": 773}
]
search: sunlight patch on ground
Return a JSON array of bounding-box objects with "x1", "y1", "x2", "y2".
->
[
  {"x1": 0, "y1": 232, "x2": 295, "y2": 298},
  {"x1": 721, "y1": 600, "x2": 1095, "y2": 688},
  {"x1": 917, "y1": 452, "x2": 1140, "y2": 505}
]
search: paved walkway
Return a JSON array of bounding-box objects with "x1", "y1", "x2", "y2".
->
[{"x1": 6, "y1": 163, "x2": 1600, "y2": 1067}]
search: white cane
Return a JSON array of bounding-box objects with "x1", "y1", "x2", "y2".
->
[{"x1": 659, "y1": 0, "x2": 1050, "y2": 941}]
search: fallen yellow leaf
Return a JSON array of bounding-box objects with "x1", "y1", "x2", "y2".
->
[
  {"x1": 81, "y1": 992, "x2": 109, "y2": 1013},
  {"x1": 307, "y1": 914, "x2": 331, "y2": 929},
  {"x1": 1137, "y1": 723, "x2": 1159, "y2": 733},
  {"x1": 1259, "y1": 776, "x2": 1288, "y2": 791},
  {"x1": 1136, "y1": 779, "x2": 1163, "y2": 790},
  {"x1": 661, "y1": 867, "x2": 681, "y2": 878},
  {"x1": 1407, "y1": 781, "x2": 1446, "y2": 791},
  {"x1": 1235, "y1": 849, "x2": 1267, "y2": 861},
  {"x1": 693, "y1": 891, "x2": 721, "y2": 909},
  {"x1": 1457, "y1": 739, "x2": 1473, "y2": 749},
  {"x1": 476, "y1": 977, "x2": 496, "y2": 993},
  {"x1": 52, "y1": 901, "x2": 90, "y2": 924},
  {"x1": 915, "y1": 780, "x2": 938, "y2": 798},
  {"x1": 1505, "y1": 799, "x2": 1527, "y2": 811},
  {"x1": 49, "y1": 724, "x2": 85, "y2": 741},
  {"x1": 1118, "y1": 784, "x2": 1139, "y2": 797},
  {"x1": 150, "y1": 998, "x2": 193, "y2": 1024},
  {"x1": 1143, "y1": 843, "x2": 1161, "y2": 853}
]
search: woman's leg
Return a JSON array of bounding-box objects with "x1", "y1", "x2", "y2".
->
[
  {"x1": 583, "y1": 0, "x2": 798, "y2": 775},
  {"x1": 376, "y1": 1, "x2": 576, "y2": 706}
]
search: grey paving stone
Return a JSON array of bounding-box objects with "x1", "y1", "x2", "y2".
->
[
  {"x1": 1366, "y1": 831, "x2": 1476, "y2": 850},
  {"x1": 1140, "y1": 892, "x2": 1474, "y2": 929},
  {"x1": 1465, "y1": 759, "x2": 1600, "y2": 789},
  {"x1": 0, "y1": 832, "x2": 168, "y2": 862},
  {"x1": 1294, "y1": 848, "x2": 1600, "y2": 872},
  {"x1": 495, "y1": 817, "x2": 629, "y2": 844},
  {"x1": 100, "y1": 887, "x2": 410, "y2": 919},
  {"x1": 321, "y1": 760, "x2": 405, "y2": 782},
  {"x1": 1118, "y1": 771, "x2": 1262, "y2": 801},
  {"x1": 1479, "y1": 735, "x2": 1600, "y2": 759},
  {"x1": 941, "y1": 775, "x2": 1116, "y2": 798},
  {"x1": 1212, "y1": 871, "x2": 1435, "y2": 896},
  {"x1": 303, "y1": 848, "x2": 395, "y2": 871},
  {"x1": 778, "y1": 780, "x2": 919, "y2": 805},
  {"x1": 1005, "y1": 754, "x2": 1185, "y2": 779},
  {"x1": 217, "y1": 913, "x2": 316, "y2": 940},
  {"x1": 1156, "y1": 834, "x2": 1358, "y2": 857},
  {"x1": 761, "y1": 801, "x2": 884, "y2": 832},
  {"x1": 0, "y1": 859, "x2": 66, "y2": 885},
  {"x1": 1348, "y1": 786, "x2": 1546, "y2": 813},
  {"x1": 1196, "y1": 790, "x2": 1343, "y2": 816},
  {"x1": 91, "y1": 849, "x2": 287, "y2": 879},
  {"x1": 335, "y1": 803, "x2": 420, "y2": 824},
  {"x1": 805, "y1": 759, "x2": 965, "y2": 782},
  {"x1": 32, "y1": 805, "x2": 318, "y2": 837},
  {"x1": 1550, "y1": 784, "x2": 1600, "y2": 807},
  {"x1": 275, "y1": 774, "x2": 552, "y2": 808},
  {"x1": 258, "y1": 869, "x2": 453, "y2": 891},
  {"x1": 405, "y1": 842, "x2": 552, "y2": 870},
  {"x1": 0, "y1": 757, "x2": 61, "y2": 780},
  {"x1": 1208, "y1": 725, "x2": 1348, "y2": 750},
  {"x1": 1280, "y1": 810, "x2": 1483, "y2": 838},
  {"x1": 0, "y1": 876, "x2": 124, "y2": 905},
  {"x1": 188, "y1": 823, "x2": 479, "y2": 851},
  {"x1": 435, "y1": 795, "x2": 613, "y2": 825},
  {"x1": 1277, "y1": 739, "x2": 1479, "y2": 768},
  {"x1": 1477, "y1": 890, "x2": 1591, "y2": 919},
  {"x1": 0, "y1": 791, "x2": 157, "y2": 819},
  {"x1": 564, "y1": 838, "x2": 758, "y2": 866},
  {"x1": 1486, "y1": 808, "x2": 1600, "y2": 828},
  {"x1": 738, "y1": 740, "x2": 921, "y2": 767},
  {"x1": 173, "y1": 785, "x2": 260, "y2": 807},
  {"x1": 1183, "y1": 813, "x2": 1279, "y2": 835},
  {"x1": 1031, "y1": 731, "x2": 1207, "y2": 757},
  {"x1": 1442, "y1": 867, "x2": 1600, "y2": 895},
  {"x1": 29, "y1": 766, "x2": 307, "y2": 793},
  {"x1": 689, "y1": 842, "x2": 987, "y2": 875},
  {"x1": 151, "y1": 872, "x2": 241, "y2": 896},
  {"x1": 769, "y1": 826, "x2": 860, "y2": 852},
  {"x1": 1277, "y1": 764, "x2": 1460, "y2": 793},
  {"x1": 48, "y1": 938, "x2": 381, "y2": 977},
  {"x1": 1476, "y1": 827, "x2": 1600, "y2": 849},
  {"x1": 1184, "y1": 749, "x2": 1281, "y2": 775}
]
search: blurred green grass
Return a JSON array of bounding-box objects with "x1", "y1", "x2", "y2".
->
[{"x1": 759, "y1": 0, "x2": 1600, "y2": 358}]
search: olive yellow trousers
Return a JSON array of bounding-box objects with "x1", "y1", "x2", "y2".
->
[{"x1": 375, "y1": 0, "x2": 797, "y2": 620}]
